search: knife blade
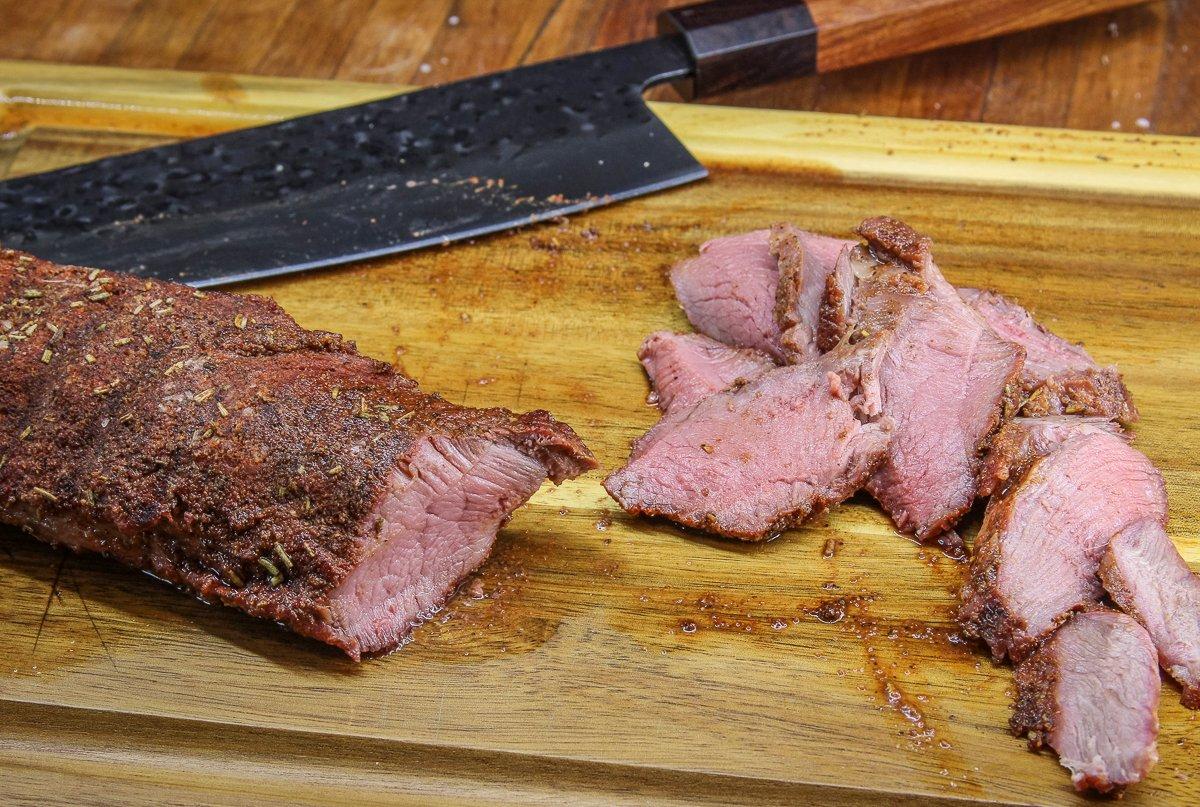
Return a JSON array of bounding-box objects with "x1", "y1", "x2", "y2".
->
[
  {"x1": 0, "y1": 35, "x2": 707, "y2": 287},
  {"x1": 0, "y1": 0, "x2": 1146, "y2": 286}
]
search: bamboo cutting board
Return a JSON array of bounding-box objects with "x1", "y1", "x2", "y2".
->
[{"x1": 1, "y1": 62, "x2": 1199, "y2": 807}]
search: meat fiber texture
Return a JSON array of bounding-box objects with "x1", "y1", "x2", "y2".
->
[
  {"x1": 958, "y1": 420, "x2": 1167, "y2": 663},
  {"x1": 1011, "y1": 608, "x2": 1160, "y2": 793},
  {"x1": 1101, "y1": 519, "x2": 1200, "y2": 709},
  {"x1": 841, "y1": 218, "x2": 1024, "y2": 545},
  {"x1": 0, "y1": 250, "x2": 596, "y2": 659},
  {"x1": 604, "y1": 347, "x2": 891, "y2": 541},
  {"x1": 959, "y1": 287, "x2": 1138, "y2": 425},
  {"x1": 638, "y1": 331, "x2": 774, "y2": 415},
  {"x1": 669, "y1": 228, "x2": 852, "y2": 362}
]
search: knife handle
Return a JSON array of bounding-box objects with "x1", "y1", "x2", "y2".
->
[{"x1": 659, "y1": 0, "x2": 1146, "y2": 99}]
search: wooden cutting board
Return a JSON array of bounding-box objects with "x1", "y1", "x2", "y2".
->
[{"x1": 2, "y1": 62, "x2": 1199, "y2": 807}]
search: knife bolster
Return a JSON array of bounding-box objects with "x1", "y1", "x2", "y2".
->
[{"x1": 658, "y1": 0, "x2": 818, "y2": 99}]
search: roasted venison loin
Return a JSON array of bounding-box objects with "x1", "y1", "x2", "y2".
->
[{"x1": 0, "y1": 251, "x2": 596, "y2": 659}]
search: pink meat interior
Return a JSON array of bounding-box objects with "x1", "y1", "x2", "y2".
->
[
  {"x1": 1103, "y1": 520, "x2": 1200, "y2": 707},
  {"x1": 327, "y1": 436, "x2": 547, "y2": 656},
  {"x1": 1048, "y1": 610, "x2": 1160, "y2": 790},
  {"x1": 669, "y1": 230, "x2": 782, "y2": 359},
  {"x1": 995, "y1": 433, "x2": 1166, "y2": 645}
]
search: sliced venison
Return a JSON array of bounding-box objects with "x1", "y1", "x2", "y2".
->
[
  {"x1": 959, "y1": 288, "x2": 1137, "y2": 425},
  {"x1": 1100, "y1": 519, "x2": 1200, "y2": 709},
  {"x1": 839, "y1": 218, "x2": 1024, "y2": 543},
  {"x1": 0, "y1": 251, "x2": 596, "y2": 659},
  {"x1": 977, "y1": 415, "x2": 1124, "y2": 498},
  {"x1": 958, "y1": 427, "x2": 1167, "y2": 663},
  {"x1": 638, "y1": 331, "x2": 774, "y2": 415},
  {"x1": 1012, "y1": 608, "x2": 1160, "y2": 793},
  {"x1": 604, "y1": 347, "x2": 891, "y2": 541}
]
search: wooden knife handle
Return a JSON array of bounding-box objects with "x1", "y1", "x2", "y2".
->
[{"x1": 658, "y1": 0, "x2": 1148, "y2": 99}]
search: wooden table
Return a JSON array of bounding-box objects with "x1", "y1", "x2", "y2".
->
[{"x1": 1, "y1": 0, "x2": 1197, "y2": 135}]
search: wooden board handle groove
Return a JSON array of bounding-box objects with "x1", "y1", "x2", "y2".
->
[{"x1": 659, "y1": 0, "x2": 1149, "y2": 98}]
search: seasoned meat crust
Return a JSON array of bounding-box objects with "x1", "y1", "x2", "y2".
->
[
  {"x1": 769, "y1": 223, "x2": 853, "y2": 361},
  {"x1": 958, "y1": 287, "x2": 1138, "y2": 425},
  {"x1": 0, "y1": 250, "x2": 595, "y2": 656}
]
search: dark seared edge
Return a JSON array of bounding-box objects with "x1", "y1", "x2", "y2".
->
[
  {"x1": 1021, "y1": 368, "x2": 1139, "y2": 426},
  {"x1": 957, "y1": 492, "x2": 1030, "y2": 662},
  {"x1": 0, "y1": 250, "x2": 595, "y2": 654},
  {"x1": 770, "y1": 222, "x2": 807, "y2": 355},
  {"x1": 856, "y1": 216, "x2": 934, "y2": 269},
  {"x1": 1011, "y1": 636, "x2": 1061, "y2": 748}
]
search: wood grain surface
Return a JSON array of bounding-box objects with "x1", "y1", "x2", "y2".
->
[
  {"x1": 1, "y1": 63, "x2": 1200, "y2": 806},
  {"x1": 0, "y1": 0, "x2": 1197, "y2": 136},
  {"x1": 804, "y1": 0, "x2": 1148, "y2": 73}
]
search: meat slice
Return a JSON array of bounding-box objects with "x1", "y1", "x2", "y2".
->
[
  {"x1": 669, "y1": 227, "x2": 851, "y2": 361},
  {"x1": 769, "y1": 223, "x2": 854, "y2": 361},
  {"x1": 604, "y1": 349, "x2": 892, "y2": 541},
  {"x1": 669, "y1": 230, "x2": 784, "y2": 359},
  {"x1": 958, "y1": 430, "x2": 1167, "y2": 662},
  {"x1": 1100, "y1": 519, "x2": 1200, "y2": 709},
  {"x1": 977, "y1": 415, "x2": 1125, "y2": 498},
  {"x1": 0, "y1": 251, "x2": 596, "y2": 659},
  {"x1": 1011, "y1": 608, "x2": 1159, "y2": 793},
  {"x1": 959, "y1": 288, "x2": 1137, "y2": 425},
  {"x1": 840, "y1": 218, "x2": 1024, "y2": 543},
  {"x1": 638, "y1": 331, "x2": 774, "y2": 415}
]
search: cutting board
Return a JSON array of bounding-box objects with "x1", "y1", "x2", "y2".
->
[{"x1": 2, "y1": 62, "x2": 1199, "y2": 807}]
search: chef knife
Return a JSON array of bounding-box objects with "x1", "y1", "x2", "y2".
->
[{"x1": 0, "y1": 0, "x2": 1143, "y2": 286}]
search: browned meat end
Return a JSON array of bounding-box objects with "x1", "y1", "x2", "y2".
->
[
  {"x1": 1020, "y1": 368, "x2": 1139, "y2": 426},
  {"x1": 958, "y1": 430, "x2": 1166, "y2": 663},
  {"x1": 1100, "y1": 519, "x2": 1200, "y2": 709},
  {"x1": 1011, "y1": 608, "x2": 1159, "y2": 794},
  {"x1": 959, "y1": 287, "x2": 1137, "y2": 425},
  {"x1": 769, "y1": 223, "x2": 854, "y2": 361},
  {"x1": 637, "y1": 331, "x2": 774, "y2": 415},
  {"x1": 0, "y1": 251, "x2": 596, "y2": 659},
  {"x1": 815, "y1": 243, "x2": 859, "y2": 353}
]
